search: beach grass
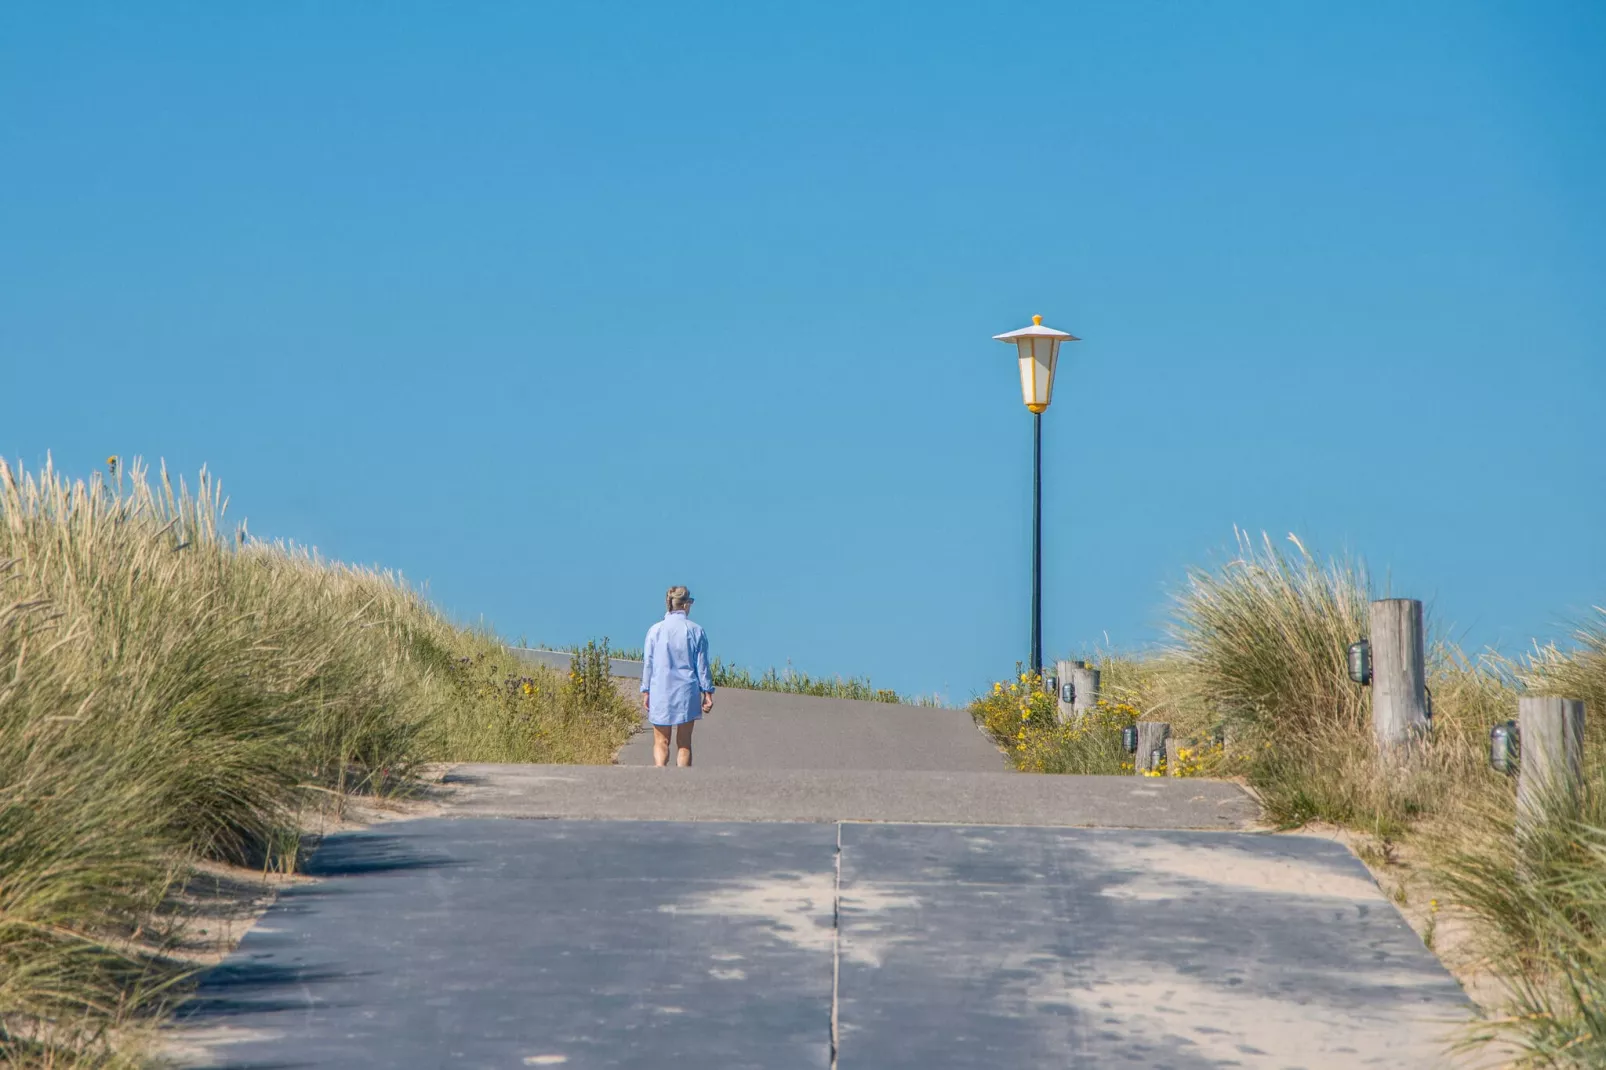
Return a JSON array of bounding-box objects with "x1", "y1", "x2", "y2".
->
[
  {"x1": 0, "y1": 457, "x2": 638, "y2": 1066},
  {"x1": 708, "y1": 658, "x2": 922, "y2": 704},
  {"x1": 970, "y1": 530, "x2": 1604, "y2": 1066}
]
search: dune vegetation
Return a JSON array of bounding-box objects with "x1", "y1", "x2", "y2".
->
[
  {"x1": 972, "y1": 531, "x2": 1606, "y2": 1066},
  {"x1": 534, "y1": 643, "x2": 932, "y2": 705},
  {"x1": 0, "y1": 458, "x2": 638, "y2": 1067},
  {"x1": 6, "y1": 452, "x2": 1599, "y2": 1067}
]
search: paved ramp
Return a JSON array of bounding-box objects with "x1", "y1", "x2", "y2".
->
[
  {"x1": 614, "y1": 688, "x2": 1005, "y2": 771},
  {"x1": 173, "y1": 679, "x2": 1476, "y2": 1067},
  {"x1": 445, "y1": 763, "x2": 1257, "y2": 828},
  {"x1": 510, "y1": 646, "x2": 1002, "y2": 773},
  {"x1": 175, "y1": 819, "x2": 1470, "y2": 1069}
]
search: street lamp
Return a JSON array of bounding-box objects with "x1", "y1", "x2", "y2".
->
[{"x1": 993, "y1": 314, "x2": 1079, "y2": 677}]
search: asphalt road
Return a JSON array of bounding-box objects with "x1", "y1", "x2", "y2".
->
[
  {"x1": 171, "y1": 674, "x2": 1476, "y2": 1067},
  {"x1": 444, "y1": 764, "x2": 1258, "y2": 828},
  {"x1": 513, "y1": 649, "x2": 1002, "y2": 773},
  {"x1": 175, "y1": 820, "x2": 1470, "y2": 1069},
  {"x1": 613, "y1": 688, "x2": 1008, "y2": 772}
]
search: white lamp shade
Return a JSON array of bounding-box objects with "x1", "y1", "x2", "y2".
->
[
  {"x1": 993, "y1": 317, "x2": 1079, "y2": 413},
  {"x1": 1016, "y1": 335, "x2": 1059, "y2": 412}
]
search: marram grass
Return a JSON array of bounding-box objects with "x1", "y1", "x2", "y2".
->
[
  {"x1": 0, "y1": 457, "x2": 637, "y2": 1065},
  {"x1": 972, "y1": 530, "x2": 1606, "y2": 1067},
  {"x1": 1158, "y1": 535, "x2": 1604, "y2": 1067}
]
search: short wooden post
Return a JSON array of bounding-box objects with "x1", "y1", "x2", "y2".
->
[
  {"x1": 1370, "y1": 598, "x2": 1427, "y2": 749},
  {"x1": 1053, "y1": 660, "x2": 1102, "y2": 723},
  {"x1": 1134, "y1": 722, "x2": 1170, "y2": 775},
  {"x1": 1054, "y1": 659, "x2": 1076, "y2": 723},
  {"x1": 1517, "y1": 697, "x2": 1586, "y2": 825},
  {"x1": 1072, "y1": 664, "x2": 1100, "y2": 716},
  {"x1": 1165, "y1": 737, "x2": 1182, "y2": 777}
]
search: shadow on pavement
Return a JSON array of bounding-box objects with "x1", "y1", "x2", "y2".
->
[
  {"x1": 178, "y1": 960, "x2": 366, "y2": 1020},
  {"x1": 300, "y1": 832, "x2": 459, "y2": 878}
]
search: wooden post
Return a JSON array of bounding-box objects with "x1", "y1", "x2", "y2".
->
[
  {"x1": 1517, "y1": 697, "x2": 1586, "y2": 825},
  {"x1": 1072, "y1": 664, "x2": 1100, "y2": 717},
  {"x1": 1054, "y1": 659, "x2": 1076, "y2": 724},
  {"x1": 1165, "y1": 737, "x2": 1182, "y2": 777},
  {"x1": 1370, "y1": 598, "x2": 1427, "y2": 749},
  {"x1": 1053, "y1": 660, "x2": 1102, "y2": 723},
  {"x1": 1134, "y1": 722, "x2": 1170, "y2": 775}
]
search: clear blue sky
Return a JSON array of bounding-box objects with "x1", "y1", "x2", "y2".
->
[{"x1": 3, "y1": 3, "x2": 1602, "y2": 701}]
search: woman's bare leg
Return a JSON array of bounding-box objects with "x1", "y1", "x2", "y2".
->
[
  {"x1": 675, "y1": 720, "x2": 695, "y2": 767},
  {"x1": 652, "y1": 725, "x2": 673, "y2": 767}
]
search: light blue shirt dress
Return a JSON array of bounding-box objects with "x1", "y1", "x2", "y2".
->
[{"x1": 641, "y1": 611, "x2": 715, "y2": 726}]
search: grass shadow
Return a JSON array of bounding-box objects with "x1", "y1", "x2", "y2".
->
[{"x1": 299, "y1": 832, "x2": 460, "y2": 878}]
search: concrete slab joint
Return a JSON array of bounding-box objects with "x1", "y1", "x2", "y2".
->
[
  {"x1": 170, "y1": 687, "x2": 1467, "y2": 1069},
  {"x1": 174, "y1": 819, "x2": 1473, "y2": 1069}
]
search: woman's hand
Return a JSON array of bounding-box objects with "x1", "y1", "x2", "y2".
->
[{"x1": 701, "y1": 692, "x2": 714, "y2": 715}]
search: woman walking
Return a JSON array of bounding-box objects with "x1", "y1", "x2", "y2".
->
[{"x1": 641, "y1": 586, "x2": 715, "y2": 767}]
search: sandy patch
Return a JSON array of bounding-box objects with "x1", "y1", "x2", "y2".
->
[
  {"x1": 659, "y1": 873, "x2": 836, "y2": 953},
  {"x1": 1079, "y1": 836, "x2": 1384, "y2": 902},
  {"x1": 660, "y1": 874, "x2": 922, "y2": 968},
  {"x1": 1041, "y1": 964, "x2": 1472, "y2": 1068},
  {"x1": 161, "y1": 1026, "x2": 286, "y2": 1063}
]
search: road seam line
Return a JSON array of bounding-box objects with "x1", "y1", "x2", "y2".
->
[{"x1": 831, "y1": 821, "x2": 841, "y2": 1070}]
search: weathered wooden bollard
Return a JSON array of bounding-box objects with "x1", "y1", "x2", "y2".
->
[
  {"x1": 1054, "y1": 659, "x2": 1075, "y2": 723},
  {"x1": 1517, "y1": 696, "x2": 1586, "y2": 825},
  {"x1": 1370, "y1": 598, "x2": 1428, "y2": 750},
  {"x1": 1054, "y1": 659, "x2": 1101, "y2": 723},
  {"x1": 1134, "y1": 722, "x2": 1169, "y2": 775},
  {"x1": 1073, "y1": 664, "x2": 1100, "y2": 715}
]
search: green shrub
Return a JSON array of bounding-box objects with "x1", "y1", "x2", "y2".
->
[
  {"x1": 970, "y1": 669, "x2": 1139, "y2": 775},
  {"x1": 709, "y1": 658, "x2": 912, "y2": 704},
  {"x1": 431, "y1": 639, "x2": 637, "y2": 765}
]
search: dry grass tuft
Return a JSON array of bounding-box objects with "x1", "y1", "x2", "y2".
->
[
  {"x1": 1160, "y1": 535, "x2": 1605, "y2": 1065},
  {"x1": 0, "y1": 457, "x2": 637, "y2": 1065},
  {"x1": 971, "y1": 531, "x2": 1605, "y2": 1065}
]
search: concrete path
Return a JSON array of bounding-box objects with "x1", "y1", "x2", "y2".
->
[
  {"x1": 445, "y1": 763, "x2": 1258, "y2": 828},
  {"x1": 176, "y1": 819, "x2": 1470, "y2": 1069},
  {"x1": 172, "y1": 674, "x2": 1477, "y2": 1067},
  {"x1": 513, "y1": 648, "x2": 999, "y2": 773},
  {"x1": 613, "y1": 689, "x2": 1006, "y2": 772}
]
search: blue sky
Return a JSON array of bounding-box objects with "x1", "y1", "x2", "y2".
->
[{"x1": 3, "y1": 3, "x2": 1602, "y2": 701}]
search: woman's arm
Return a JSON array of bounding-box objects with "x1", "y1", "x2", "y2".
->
[{"x1": 694, "y1": 629, "x2": 714, "y2": 696}]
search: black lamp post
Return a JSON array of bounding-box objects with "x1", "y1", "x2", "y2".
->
[
  {"x1": 994, "y1": 314, "x2": 1079, "y2": 677},
  {"x1": 1032, "y1": 410, "x2": 1043, "y2": 677}
]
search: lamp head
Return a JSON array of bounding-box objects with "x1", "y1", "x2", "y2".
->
[{"x1": 993, "y1": 315, "x2": 1079, "y2": 412}]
